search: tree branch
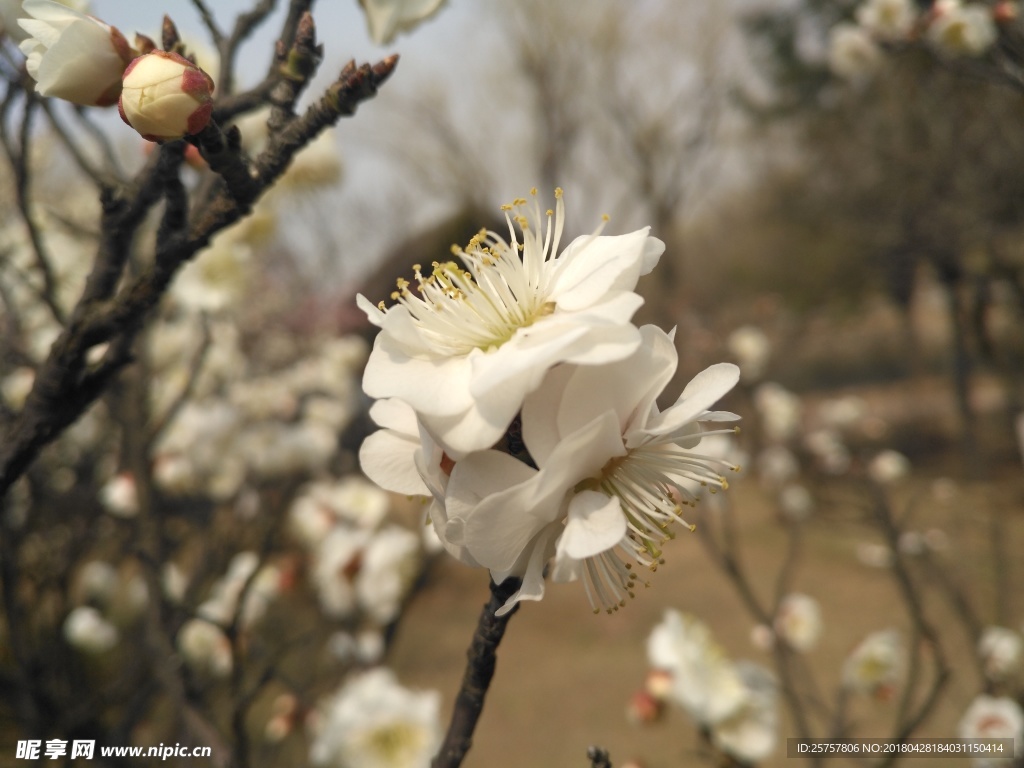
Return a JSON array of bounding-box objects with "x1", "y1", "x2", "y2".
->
[{"x1": 431, "y1": 577, "x2": 521, "y2": 768}]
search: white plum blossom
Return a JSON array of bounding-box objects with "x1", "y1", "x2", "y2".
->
[
  {"x1": 63, "y1": 606, "x2": 119, "y2": 654},
  {"x1": 312, "y1": 527, "x2": 371, "y2": 619},
  {"x1": 978, "y1": 626, "x2": 1023, "y2": 683},
  {"x1": 196, "y1": 552, "x2": 280, "y2": 628},
  {"x1": 817, "y1": 395, "x2": 869, "y2": 431},
  {"x1": 310, "y1": 668, "x2": 441, "y2": 768},
  {"x1": 754, "y1": 383, "x2": 802, "y2": 443},
  {"x1": 73, "y1": 560, "x2": 118, "y2": 605},
  {"x1": 18, "y1": 0, "x2": 135, "y2": 106},
  {"x1": 357, "y1": 0, "x2": 447, "y2": 45},
  {"x1": 773, "y1": 593, "x2": 822, "y2": 652},
  {"x1": 177, "y1": 619, "x2": 232, "y2": 678},
  {"x1": 957, "y1": 696, "x2": 1024, "y2": 767},
  {"x1": 314, "y1": 476, "x2": 392, "y2": 530},
  {"x1": 359, "y1": 398, "x2": 479, "y2": 570},
  {"x1": 828, "y1": 22, "x2": 883, "y2": 81},
  {"x1": 856, "y1": 0, "x2": 917, "y2": 41},
  {"x1": 757, "y1": 445, "x2": 799, "y2": 487},
  {"x1": 172, "y1": 227, "x2": 252, "y2": 313},
  {"x1": 804, "y1": 428, "x2": 851, "y2": 475},
  {"x1": 359, "y1": 189, "x2": 664, "y2": 458},
  {"x1": 1, "y1": 367, "x2": 35, "y2": 410},
  {"x1": 928, "y1": 1, "x2": 998, "y2": 57},
  {"x1": 856, "y1": 541, "x2": 894, "y2": 569},
  {"x1": 0, "y1": 0, "x2": 87, "y2": 42},
  {"x1": 356, "y1": 525, "x2": 423, "y2": 625},
  {"x1": 99, "y1": 471, "x2": 139, "y2": 518},
  {"x1": 842, "y1": 628, "x2": 904, "y2": 696},
  {"x1": 778, "y1": 484, "x2": 814, "y2": 522},
  {"x1": 711, "y1": 662, "x2": 779, "y2": 764},
  {"x1": 446, "y1": 325, "x2": 739, "y2": 614},
  {"x1": 162, "y1": 562, "x2": 188, "y2": 604},
  {"x1": 647, "y1": 610, "x2": 748, "y2": 726},
  {"x1": 727, "y1": 325, "x2": 771, "y2": 381},
  {"x1": 868, "y1": 449, "x2": 910, "y2": 484}
]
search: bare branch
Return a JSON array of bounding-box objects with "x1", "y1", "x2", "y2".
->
[{"x1": 431, "y1": 578, "x2": 521, "y2": 768}]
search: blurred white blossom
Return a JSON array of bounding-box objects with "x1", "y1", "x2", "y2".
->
[
  {"x1": 868, "y1": 449, "x2": 910, "y2": 484},
  {"x1": 310, "y1": 668, "x2": 441, "y2": 768},
  {"x1": 727, "y1": 325, "x2": 771, "y2": 381},
  {"x1": 774, "y1": 593, "x2": 822, "y2": 652},
  {"x1": 356, "y1": 525, "x2": 422, "y2": 625},
  {"x1": 647, "y1": 610, "x2": 747, "y2": 726},
  {"x1": 778, "y1": 484, "x2": 814, "y2": 522},
  {"x1": 711, "y1": 662, "x2": 778, "y2": 764},
  {"x1": 957, "y1": 695, "x2": 1023, "y2": 767},
  {"x1": 979, "y1": 626, "x2": 1023, "y2": 683},
  {"x1": 177, "y1": 619, "x2": 232, "y2": 678},
  {"x1": 99, "y1": 472, "x2": 139, "y2": 518},
  {"x1": 757, "y1": 445, "x2": 799, "y2": 487},
  {"x1": 856, "y1": 0, "x2": 917, "y2": 41},
  {"x1": 804, "y1": 428, "x2": 851, "y2": 475},
  {"x1": 842, "y1": 628, "x2": 904, "y2": 696},
  {"x1": 928, "y1": 1, "x2": 998, "y2": 57},
  {"x1": 357, "y1": 0, "x2": 447, "y2": 45},
  {"x1": 828, "y1": 23, "x2": 882, "y2": 80},
  {"x1": 755, "y1": 383, "x2": 802, "y2": 443},
  {"x1": 63, "y1": 606, "x2": 119, "y2": 654}
]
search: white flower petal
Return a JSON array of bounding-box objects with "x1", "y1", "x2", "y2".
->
[
  {"x1": 559, "y1": 490, "x2": 626, "y2": 559},
  {"x1": 643, "y1": 363, "x2": 740, "y2": 439},
  {"x1": 367, "y1": 397, "x2": 417, "y2": 433},
  {"x1": 359, "y1": 429, "x2": 429, "y2": 496},
  {"x1": 549, "y1": 229, "x2": 654, "y2": 311}
]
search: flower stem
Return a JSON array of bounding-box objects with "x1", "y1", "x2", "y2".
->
[{"x1": 431, "y1": 577, "x2": 521, "y2": 768}]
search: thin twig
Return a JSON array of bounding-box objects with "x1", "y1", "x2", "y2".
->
[
  {"x1": 869, "y1": 483, "x2": 951, "y2": 767},
  {"x1": 191, "y1": 0, "x2": 225, "y2": 47}
]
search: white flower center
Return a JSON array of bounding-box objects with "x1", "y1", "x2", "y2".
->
[
  {"x1": 383, "y1": 189, "x2": 566, "y2": 356},
  {"x1": 576, "y1": 434, "x2": 740, "y2": 614}
]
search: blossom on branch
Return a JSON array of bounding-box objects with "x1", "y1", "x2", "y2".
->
[
  {"x1": 310, "y1": 668, "x2": 441, "y2": 768},
  {"x1": 446, "y1": 326, "x2": 739, "y2": 614},
  {"x1": 118, "y1": 50, "x2": 214, "y2": 142},
  {"x1": 842, "y1": 628, "x2": 904, "y2": 697},
  {"x1": 358, "y1": 189, "x2": 664, "y2": 458},
  {"x1": 856, "y1": 0, "x2": 916, "y2": 41},
  {"x1": 927, "y1": 1, "x2": 998, "y2": 57},
  {"x1": 828, "y1": 23, "x2": 882, "y2": 81},
  {"x1": 18, "y1": 0, "x2": 136, "y2": 106}
]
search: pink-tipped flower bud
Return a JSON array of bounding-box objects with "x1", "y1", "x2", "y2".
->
[
  {"x1": 994, "y1": 1, "x2": 1019, "y2": 23},
  {"x1": 118, "y1": 51, "x2": 214, "y2": 142},
  {"x1": 626, "y1": 689, "x2": 664, "y2": 724}
]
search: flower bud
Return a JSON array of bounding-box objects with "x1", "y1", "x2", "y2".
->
[
  {"x1": 118, "y1": 50, "x2": 214, "y2": 142},
  {"x1": 18, "y1": 0, "x2": 136, "y2": 106}
]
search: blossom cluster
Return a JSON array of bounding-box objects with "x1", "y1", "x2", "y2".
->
[
  {"x1": 828, "y1": 0, "x2": 1011, "y2": 81},
  {"x1": 359, "y1": 189, "x2": 741, "y2": 615},
  {"x1": 644, "y1": 610, "x2": 778, "y2": 764}
]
